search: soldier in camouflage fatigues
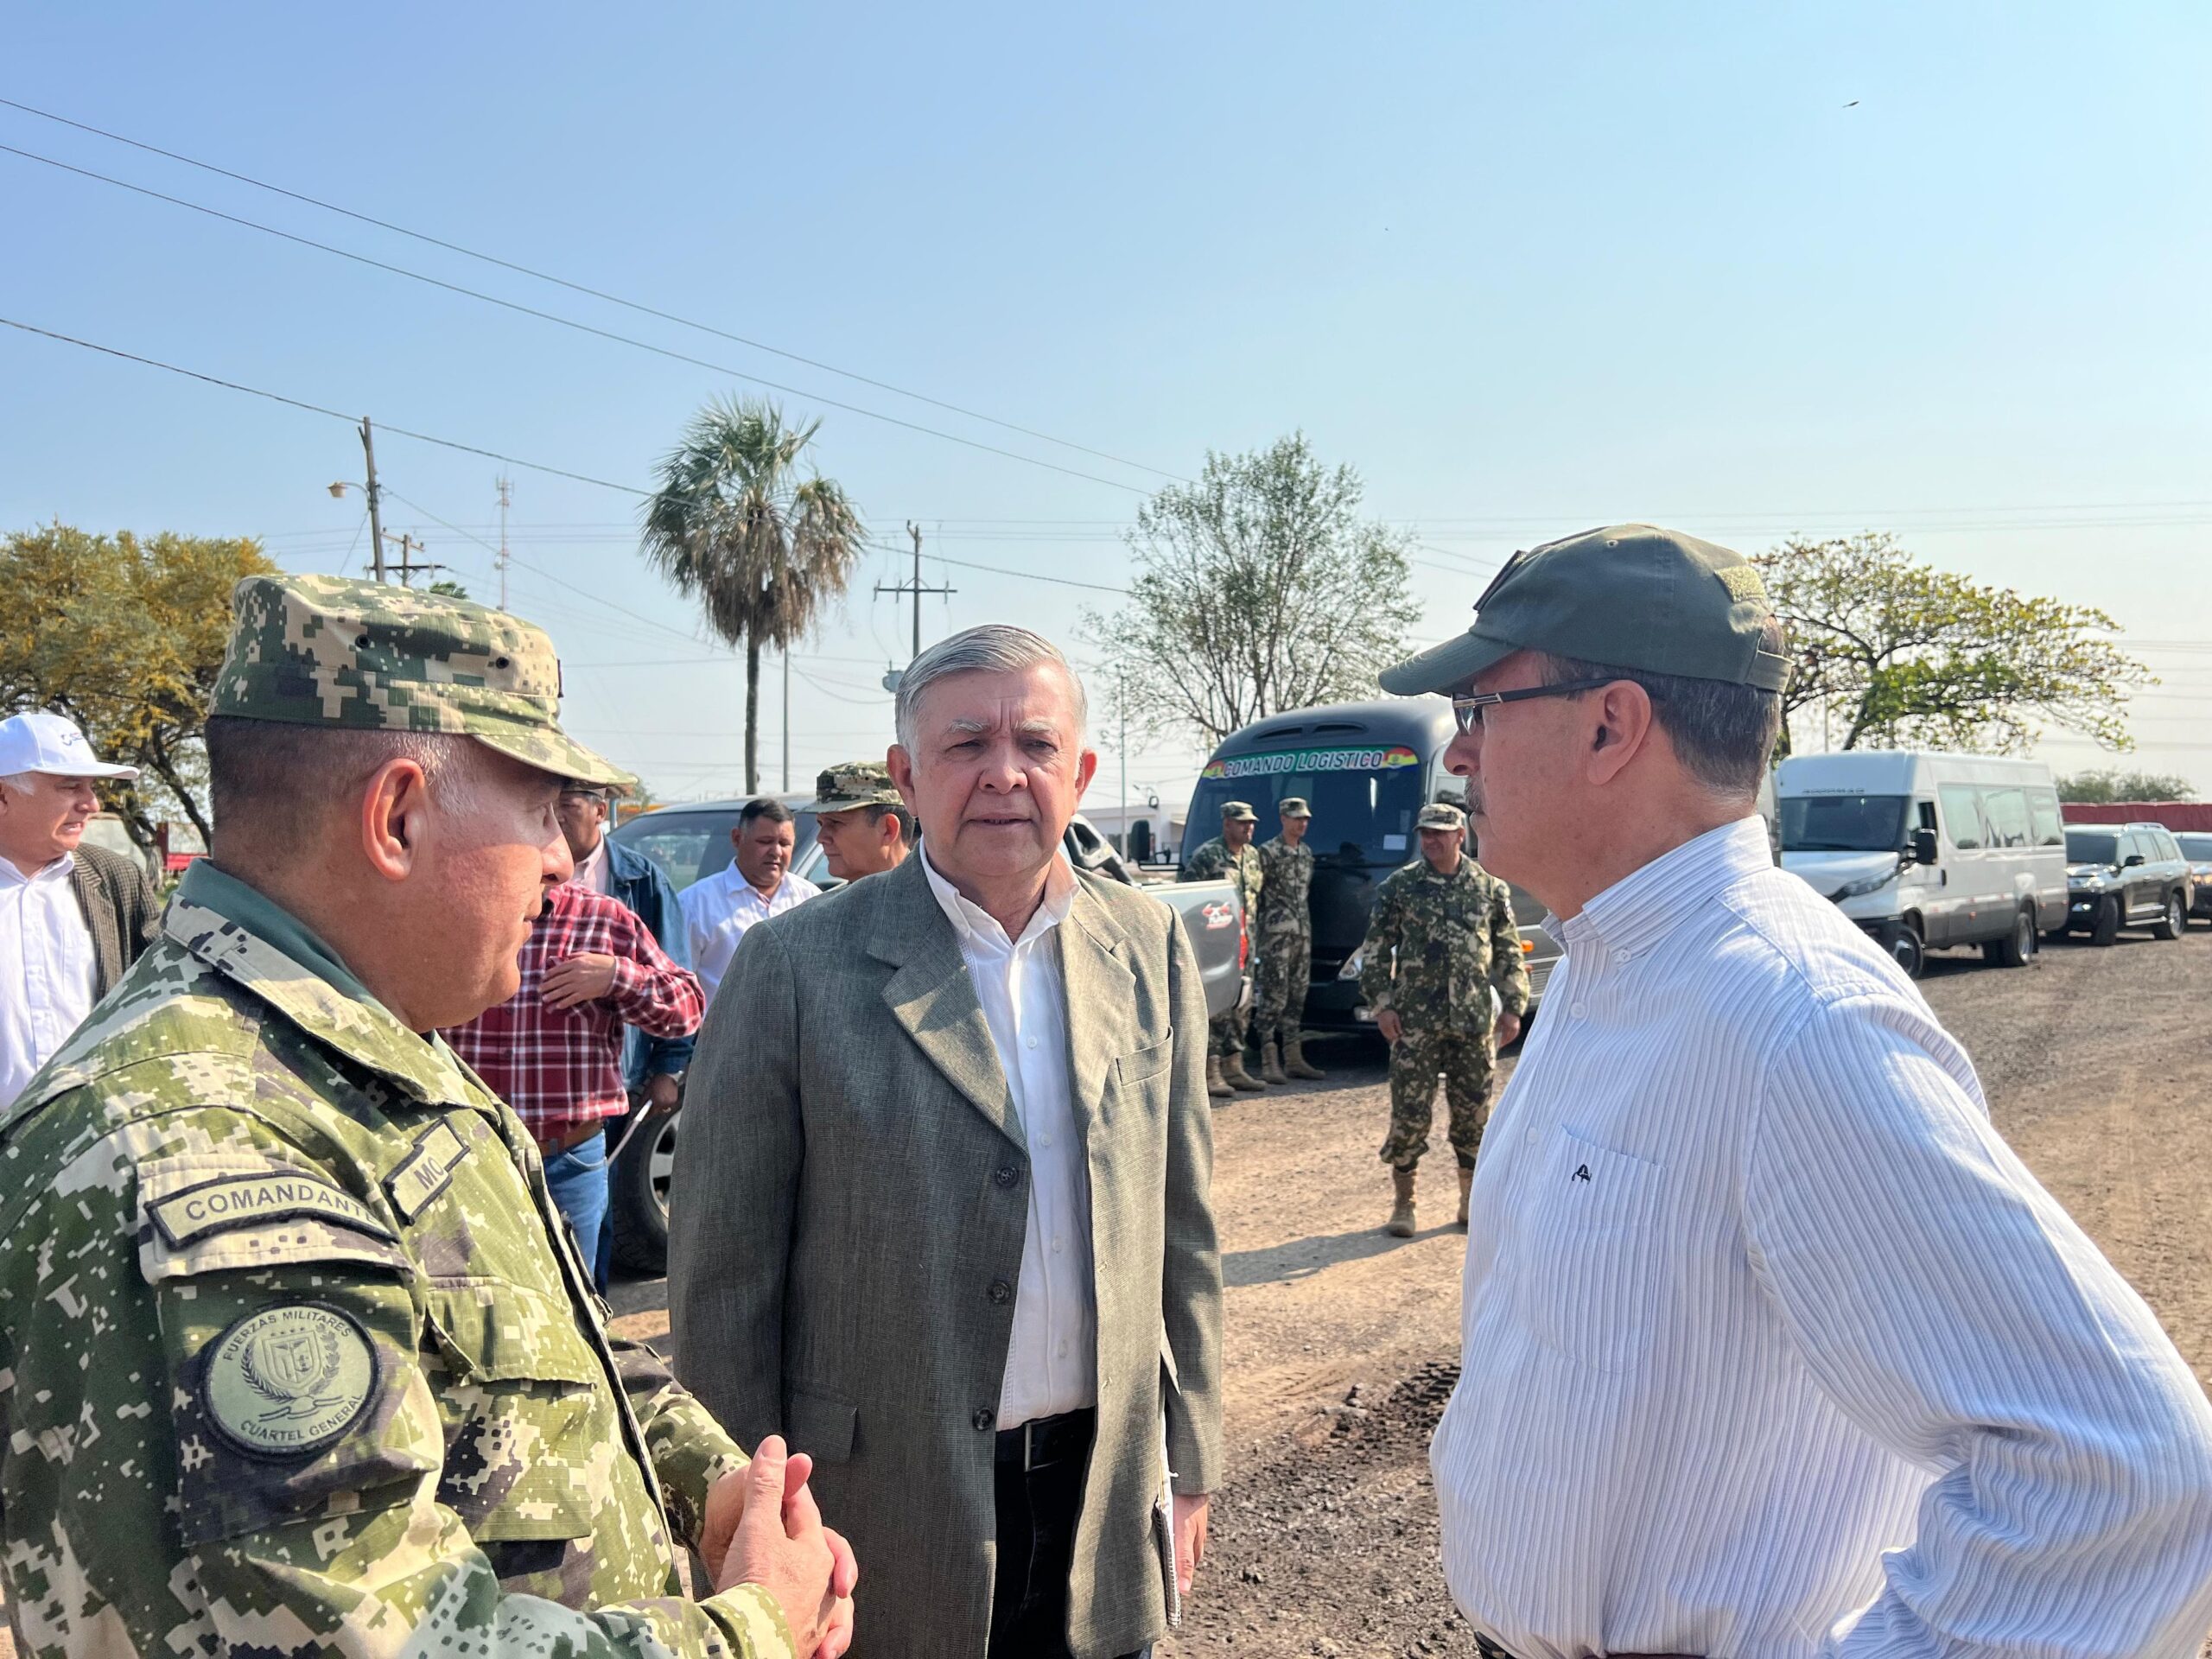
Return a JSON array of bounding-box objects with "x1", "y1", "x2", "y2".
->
[
  {"x1": 1252, "y1": 797, "x2": 1325, "y2": 1083},
  {"x1": 1183, "y1": 801, "x2": 1268, "y2": 1095},
  {"x1": 1359, "y1": 801, "x2": 1529, "y2": 1236},
  {"x1": 0, "y1": 575, "x2": 832, "y2": 1658}
]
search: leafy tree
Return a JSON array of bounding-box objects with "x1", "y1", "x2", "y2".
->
[
  {"x1": 640, "y1": 398, "x2": 865, "y2": 792},
  {"x1": 2056, "y1": 768, "x2": 2195, "y2": 804},
  {"x1": 427, "y1": 577, "x2": 470, "y2": 601},
  {"x1": 0, "y1": 524, "x2": 276, "y2": 848},
  {"x1": 1084, "y1": 434, "x2": 1420, "y2": 747},
  {"x1": 1757, "y1": 532, "x2": 2152, "y2": 755}
]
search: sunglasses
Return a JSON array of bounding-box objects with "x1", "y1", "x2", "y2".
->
[{"x1": 1450, "y1": 677, "x2": 1618, "y2": 734}]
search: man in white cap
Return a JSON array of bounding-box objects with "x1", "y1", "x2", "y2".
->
[{"x1": 0, "y1": 710, "x2": 162, "y2": 1104}]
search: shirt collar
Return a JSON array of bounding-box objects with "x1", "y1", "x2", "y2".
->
[
  {"x1": 920, "y1": 846, "x2": 1077, "y2": 954},
  {"x1": 0, "y1": 850, "x2": 75, "y2": 887},
  {"x1": 570, "y1": 836, "x2": 609, "y2": 893},
  {"x1": 162, "y1": 860, "x2": 489, "y2": 1106},
  {"x1": 1554, "y1": 816, "x2": 1773, "y2": 963}
]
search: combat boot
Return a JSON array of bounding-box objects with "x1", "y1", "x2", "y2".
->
[
  {"x1": 1205, "y1": 1056, "x2": 1233, "y2": 1100},
  {"x1": 1385, "y1": 1166, "x2": 1417, "y2": 1237},
  {"x1": 1222, "y1": 1051, "x2": 1268, "y2": 1091},
  {"x1": 1260, "y1": 1040, "x2": 1289, "y2": 1084},
  {"x1": 1284, "y1": 1035, "x2": 1326, "y2": 1079},
  {"x1": 1456, "y1": 1165, "x2": 1474, "y2": 1229}
]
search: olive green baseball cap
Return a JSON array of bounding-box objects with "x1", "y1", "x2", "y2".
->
[
  {"x1": 1278, "y1": 797, "x2": 1312, "y2": 818},
  {"x1": 1380, "y1": 524, "x2": 1790, "y2": 697},
  {"x1": 810, "y1": 760, "x2": 903, "y2": 812},
  {"x1": 1222, "y1": 801, "x2": 1259, "y2": 823},
  {"x1": 210, "y1": 574, "x2": 631, "y2": 791}
]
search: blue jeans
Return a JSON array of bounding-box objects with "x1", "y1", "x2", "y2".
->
[{"x1": 543, "y1": 1136, "x2": 611, "y2": 1294}]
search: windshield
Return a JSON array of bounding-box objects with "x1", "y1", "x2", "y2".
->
[
  {"x1": 610, "y1": 806, "x2": 820, "y2": 893},
  {"x1": 1778, "y1": 793, "x2": 1909, "y2": 853},
  {"x1": 1185, "y1": 744, "x2": 1429, "y2": 867},
  {"x1": 2178, "y1": 835, "x2": 2212, "y2": 861},
  {"x1": 2064, "y1": 830, "x2": 2118, "y2": 867}
]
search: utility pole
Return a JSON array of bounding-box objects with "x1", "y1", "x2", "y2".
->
[
  {"x1": 874, "y1": 521, "x2": 956, "y2": 661},
  {"x1": 384, "y1": 533, "x2": 442, "y2": 588},
  {"x1": 1117, "y1": 665, "x2": 1128, "y2": 857},
  {"x1": 782, "y1": 648, "x2": 791, "y2": 791},
  {"x1": 359, "y1": 418, "x2": 387, "y2": 582},
  {"x1": 494, "y1": 476, "x2": 512, "y2": 608}
]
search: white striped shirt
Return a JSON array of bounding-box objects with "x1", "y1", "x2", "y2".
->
[{"x1": 1433, "y1": 815, "x2": 2212, "y2": 1658}]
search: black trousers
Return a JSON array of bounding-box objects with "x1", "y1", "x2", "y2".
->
[{"x1": 988, "y1": 1409, "x2": 1152, "y2": 1659}]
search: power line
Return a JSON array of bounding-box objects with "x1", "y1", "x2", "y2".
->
[
  {"x1": 0, "y1": 96, "x2": 1183, "y2": 485},
  {"x1": 0, "y1": 142, "x2": 1153, "y2": 498}
]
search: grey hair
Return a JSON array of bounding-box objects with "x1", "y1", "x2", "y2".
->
[
  {"x1": 1536, "y1": 615, "x2": 1787, "y2": 799},
  {"x1": 893, "y1": 625, "x2": 1087, "y2": 752},
  {"x1": 0, "y1": 772, "x2": 39, "y2": 798}
]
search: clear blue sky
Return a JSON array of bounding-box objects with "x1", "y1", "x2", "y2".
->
[{"x1": 5, "y1": 3, "x2": 2208, "y2": 802}]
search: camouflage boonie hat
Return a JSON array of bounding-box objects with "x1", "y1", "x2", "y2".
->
[
  {"x1": 810, "y1": 760, "x2": 902, "y2": 812},
  {"x1": 1278, "y1": 797, "x2": 1313, "y2": 818},
  {"x1": 1415, "y1": 801, "x2": 1466, "y2": 831},
  {"x1": 210, "y1": 574, "x2": 629, "y2": 791},
  {"x1": 1223, "y1": 801, "x2": 1259, "y2": 823}
]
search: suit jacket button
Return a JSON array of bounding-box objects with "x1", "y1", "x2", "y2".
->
[
  {"x1": 988, "y1": 1278, "x2": 1014, "y2": 1305},
  {"x1": 995, "y1": 1164, "x2": 1020, "y2": 1189},
  {"x1": 972, "y1": 1408, "x2": 996, "y2": 1431}
]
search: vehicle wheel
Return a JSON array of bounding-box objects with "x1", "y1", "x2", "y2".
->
[
  {"x1": 2152, "y1": 892, "x2": 2185, "y2": 941},
  {"x1": 1889, "y1": 920, "x2": 1925, "y2": 980},
  {"x1": 610, "y1": 1108, "x2": 677, "y2": 1276},
  {"x1": 2090, "y1": 895, "x2": 2120, "y2": 947},
  {"x1": 1986, "y1": 908, "x2": 2035, "y2": 969}
]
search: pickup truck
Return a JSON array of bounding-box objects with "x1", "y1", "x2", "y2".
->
[{"x1": 602, "y1": 803, "x2": 1246, "y2": 1275}]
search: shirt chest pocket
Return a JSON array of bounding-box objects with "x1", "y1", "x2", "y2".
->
[
  {"x1": 1511, "y1": 1128, "x2": 1667, "y2": 1375},
  {"x1": 421, "y1": 1278, "x2": 613, "y2": 1541}
]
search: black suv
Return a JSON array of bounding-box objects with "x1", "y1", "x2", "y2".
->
[
  {"x1": 2063, "y1": 822, "x2": 2192, "y2": 944},
  {"x1": 2177, "y1": 832, "x2": 2212, "y2": 925}
]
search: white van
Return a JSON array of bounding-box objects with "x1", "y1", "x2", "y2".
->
[{"x1": 1776, "y1": 751, "x2": 2068, "y2": 978}]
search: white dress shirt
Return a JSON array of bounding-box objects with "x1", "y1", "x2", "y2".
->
[
  {"x1": 0, "y1": 852, "x2": 97, "y2": 1107},
  {"x1": 570, "y1": 836, "x2": 612, "y2": 896},
  {"x1": 921, "y1": 849, "x2": 1098, "y2": 1427},
  {"x1": 682, "y1": 864, "x2": 819, "y2": 1001},
  {"x1": 1433, "y1": 816, "x2": 2212, "y2": 1659}
]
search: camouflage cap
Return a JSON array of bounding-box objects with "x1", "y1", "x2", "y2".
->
[
  {"x1": 209, "y1": 574, "x2": 630, "y2": 791},
  {"x1": 810, "y1": 760, "x2": 903, "y2": 812},
  {"x1": 1415, "y1": 801, "x2": 1466, "y2": 831},
  {"x1": 1222, "y1": 801, "x2": 1259, "y2": 823},
  {"x1": 1278, "y1": 797, "x2": 1313, "y2": 818}
]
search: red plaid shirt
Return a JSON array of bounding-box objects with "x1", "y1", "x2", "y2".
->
[{"x1": 442, "y1": 881, "x2": 703, "y2": 1139}]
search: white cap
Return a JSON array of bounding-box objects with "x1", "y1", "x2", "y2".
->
[{"x1": 0, "y1": 711, "x2": 140, "y2": 780}]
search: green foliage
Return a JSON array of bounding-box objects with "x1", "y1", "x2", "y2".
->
[
  {"x1": 640, "y1": 397, "x2": 864, "y2": 792},
  {"x1": 2056, "y1": 769, "x2": 2196, "y2": 804},
  {"x1": 1756, "y1": 532, "x2": 2152, "y2": 755},
  {"x1": 0, "y1": 524, "x2": 277, "y2": 847},
  {"x1": 426, "y1": 577, "x2": 470, "y2": 600},
  {"x1": 1085, "y1": 434, "x2": 1421, "y2": 747}
]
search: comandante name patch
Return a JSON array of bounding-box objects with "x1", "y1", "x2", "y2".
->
[{"x1": 150, "y1": 1173, "x2": 398, "y2": 1249}]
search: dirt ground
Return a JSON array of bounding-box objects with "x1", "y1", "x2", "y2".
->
[{"x1": 604, "y1": 924, "x2": 2212, "y2": 1657}]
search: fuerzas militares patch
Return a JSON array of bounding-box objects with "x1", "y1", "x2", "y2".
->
[{"x1": 201, "y1": 1304, "x2": 378, "y2": 1458}]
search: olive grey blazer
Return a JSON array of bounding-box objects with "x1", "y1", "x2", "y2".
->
[
  {"x1": 669, "y1": 851, "x2": 1224, "y2": 1658},
  {"x1": 69, "y1": 842, "x2": 162, "y2": 998}
]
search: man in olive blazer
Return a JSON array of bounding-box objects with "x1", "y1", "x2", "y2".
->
[{"x1": 671, "y1": 628, "x2": 1223, "y2": 1659}]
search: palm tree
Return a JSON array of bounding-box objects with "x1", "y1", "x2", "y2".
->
[{"x1": 640, "y1": 397, "x2": 866, "y2": 792}]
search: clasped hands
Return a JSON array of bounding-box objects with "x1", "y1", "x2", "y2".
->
[{"x1": 702, "y1": 1437, "x2": 859, "y2": 1659}]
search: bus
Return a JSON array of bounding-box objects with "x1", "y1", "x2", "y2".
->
[{"x1": 1180, "y1": 698, "x2": 1559, "y2": 1031}]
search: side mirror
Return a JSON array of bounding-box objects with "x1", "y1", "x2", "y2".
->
[
  {"x1": 2124, "y1": 853, "x2": 2146, "y2": 868},
  {"x1": 1911, "y1": 829, "x2": 1939, "y2": 866}
]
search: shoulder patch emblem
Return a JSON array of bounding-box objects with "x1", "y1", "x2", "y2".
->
[
  {"x1": 202, "y1": 1304, "x2": 378, "y2": 1457},
  {"x1": 150, "y1": 1173, "x2": 397, "y2": 1249},
  {"x1": 385, "y1": 1118, "x2": 473, "y2": 1220}
]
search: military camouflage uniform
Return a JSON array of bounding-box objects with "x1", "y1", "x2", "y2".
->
[
  {"x1": 1358, "y1": 855, "x2": 1529, "y2": 1170},
  {"x1": 1251, "y1": 836, "x2": 1315, "y2": 1051},
  {"x1": 0, "y1": 575, "x2": 791, "y2": 1658},
  {"x1": 1183, "y1": 834, "x2": 1265, "y2": 1058}
]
